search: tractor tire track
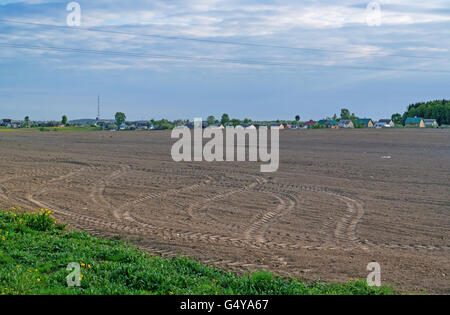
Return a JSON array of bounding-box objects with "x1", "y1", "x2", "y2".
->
[
  {"x1": 185, "y1": 174, "x2": 267, "y2": 219},
  {"x1": 89, "y1": 164, "x2": 131, "y2": 218},
  {"x1": 328, "y1": 193, "x2": 367, "y2": 250},
  {"x1": 115, "y1": 175, "x2": 214, "y2": 220},
  {"x1": 21, "y1": 166, "x2": 448, "y2": 258}
]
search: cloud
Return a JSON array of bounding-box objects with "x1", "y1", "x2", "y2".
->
[{"x1": 0, "y1": 0, "x2": 449, "y2": 73}]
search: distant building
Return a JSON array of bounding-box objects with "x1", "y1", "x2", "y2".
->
[
  {"x1": 318, "y1": 120, "x2": 338, "y2": 129},
  {"x1": 1, "y1": 119, "x2": 12, "y2": 127},
  {"x1": 208, "y1": 124, "x2": 225, "y2": 129},
  {"x1": 355, "y1": 118, "x2": 374, "y2": 128},
  {"x1": 285, "y1": 124, "x2": 295, "y2": 129},
  {"x1": 424, "y1": 119, "x2": 438, "y2": 128},
  {"x1": 242, "y1": 123, "x2": 256, "y2": 129},
  {"x1": 338, "y1": 120, "x2": 354, "y2": 129},
  {"x1": 304, "y1": 121, "x2": 317, "y2": 128},
  {"x1": 119, "y1": 123, "x2": 127, "y2": 130},
  {"x1": 405, "y1": 117, "x2": 425, "y2": 128},
  {"x1": 270, "y1": 123, "x2": 285, "y2": 129},
  {"x1": 96, "y1": 120, "x2": 116, "y2": 129},
  {"x1": 134, "y1": 122, "x2": 149, "y2": 130},
  {"x1": 375, "y1": 119, "x2": 394, "y2": 128}
]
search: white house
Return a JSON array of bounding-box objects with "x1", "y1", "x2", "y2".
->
[
  {"x1": 338, "y1": 120, "x2": 354, "y2": 129},
  {"x1": 424, "y1": 119, "x2": 438, "y2": 128},
  {"x1": 242, "y1": 123, "x2": 256, "y2": 129},
  {"x1": 375, "y1": 119, "x2": 395, "y2": 128},
  {"x1": 208, "y1": 124, "x2": 225, "y2": 129}
]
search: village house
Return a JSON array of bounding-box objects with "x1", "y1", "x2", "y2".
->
[
  {"x1": 424, "y1": 119, "x2": 438, "y2": 128},
  {"x1": 1, "y1": 119, "x2": 12, "y2": 127},
  {"x1": 318, "y1": 120, "x2": 338, "y2": 129},
  {"x1": 135, "y1": 121, "x2": 150, "y2": 130},
  {"x1": 209, "y1": 124, "x2": 225, "y2": 129},
  {"x1": 355, "y1": 118, "x2": 374, "y2": 128},
  {"x1": 242, "y1": 123, "x2": 256, "y2": 129},
  {"x1": 338, "y1": 120, "x2": 354, "y2": 129},
  {"x1": 405, "y1": 117, "x2": 425, "y2": 128},
  {"x1": 96, "y1": 120, "x2": 116, "y2": 130},
  {"x1": 375, "y1": 119, "x2": 394, "y2": 128},
  {"x1": 270, "y1": 123, "x2": 285, "y2": 129},
  {"x1": 303, "y1": 121, "x2": 317, "y2": 128}
]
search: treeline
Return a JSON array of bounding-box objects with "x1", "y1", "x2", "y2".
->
[{"x1": 402, "y1": 99, "x2": 450, "y2": 125}]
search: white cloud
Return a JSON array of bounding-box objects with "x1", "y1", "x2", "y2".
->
[{"x1": 0, "y1": 0, "x2": 448, "y2": 72}]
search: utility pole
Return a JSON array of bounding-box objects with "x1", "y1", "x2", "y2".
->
[{"x1": 96, "y1": 94, "x2": 100, "y2": 122}]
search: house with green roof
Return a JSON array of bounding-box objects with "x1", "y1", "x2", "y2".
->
[
  {"x1": 405, "y1": 117, "x2": 425, "y2": 128},
  {"x1": 355, "y1": 118, "x2": 374, "y2": 128},
  {"x1": 317, "y1": 119, "x2": 338, "y2": 129}
]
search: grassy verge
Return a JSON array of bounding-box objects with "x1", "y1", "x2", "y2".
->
[
  {"x1": 0, "y1": 127, "x2": 102, "y2": 132},
  {"x1": 0, "y1": 209, "x2": 396, "y2": 295}
]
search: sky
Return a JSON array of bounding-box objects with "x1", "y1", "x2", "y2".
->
[{"x1": 0, "y1": 0, "x2": 449, "y2": 121}]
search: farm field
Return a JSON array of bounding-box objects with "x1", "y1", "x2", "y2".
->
[{"x1": 0, "y1": 129, "x2": 448, "y2": 294}]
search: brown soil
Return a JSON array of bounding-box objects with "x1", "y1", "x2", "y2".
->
[{"x1": 0, "y1": 129, "x2": 448, "y2": 294}]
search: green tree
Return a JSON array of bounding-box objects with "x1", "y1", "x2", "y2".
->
[
  {"x1": 153, "y1": 119, "x2": 173, "y2": 130},
  {"x1": 115, "y1": 112, "x2": 126, "y2": 130},
  {"x1": 295, "y1": 115, "x2": 300, "y2": 125},
  {"x1": 402, "y1": 100, "x2": 449, "y2": 125},
  {"x1": 391, "y1": 113, "x2": 402, "y2": 126},
  {"x1": 206, "y1": 115, "x2": 216, "y2": 125},
  {"x1": 24, "y1": 116, "x2": 30, "y2": 127},
  {"x1": 340, "y1": 108, "x2": 350, "y2": 120},
  {"x1": 61, "y1": 115, "x2": 68, "y2": 125},
  {"x1": 230, "y1": 119, "x2": 241, "y2": 127},
  {"x1": 221, "y1": 114, "x2": 230, "y2": 125}
]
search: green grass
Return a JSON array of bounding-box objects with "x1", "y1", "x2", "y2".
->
[
  {"x1": 0, "y1": 209, "x2": 396, "y2": 295},
  {"x1": 0, "y1": 126, "x2": 102, "y2": 133}
]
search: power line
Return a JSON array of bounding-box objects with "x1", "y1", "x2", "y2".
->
[
  {"x1": 0, "y1": 18, "x2": 446, "y2": 61},
  {"x1": 0, "y1": 42, "x2": 447, "y2": 73}
]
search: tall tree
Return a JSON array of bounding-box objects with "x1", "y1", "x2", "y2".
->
[
  {"x1": 24, "y1": 116, "x2": 30, "y2": 127},
  {"x1": 206, "y1": 115, "x2": 216, "y2": 125},
  {"x1": 61, "y1": 115, "x2": 68, "y2": 125},
  {"x1": 402, "y1": 100, "x2": 450, "y2": 125},
  {"x1": 295, "y1": 115, "x2": 300, "y2": 124},
  {"x1": 231, "y1": 119, "x2": 241, "y2": 127},
  {"x1": 221, "y1": 113, "x2": 230, "y2": 125},
  {"x1": 340, "y1": 108, "x2": 350, "y2": 120},
  {"x1": 115, "y1": 112, "x2": 126, "y2": 130},
  {"x1": 391, "y1": 113, "x2": 402, "y2": 125}
]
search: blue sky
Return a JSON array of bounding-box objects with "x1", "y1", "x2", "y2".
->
[{"x1": 0, "y1": 0, "x2": 449, "y2": 121}]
